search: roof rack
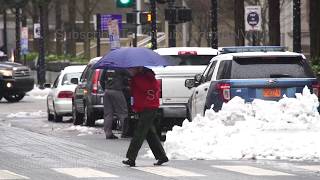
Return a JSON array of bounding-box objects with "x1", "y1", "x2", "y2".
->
[{"x1": 219, "y1": 46, "x2": 287, "y2": 54}]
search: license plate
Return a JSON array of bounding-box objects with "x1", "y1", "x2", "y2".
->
[{"x1": 263, "y1": 88, "x2": 281, "y2": 97}]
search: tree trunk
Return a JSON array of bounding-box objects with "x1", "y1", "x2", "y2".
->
[
  {"x1": 310, "y1": 0, "x2": 320, "y2": 59},
  {"x1": 66, "y1": 0, "x2": 76, "y2": 57},
  {"x1": 43, "y1": 2, "x2": 50, "y2": 54},
  {"x1": 234, "y1": 0, "x2": 245, "y2": 46},
  {"x1": 268, "y1": 0, "x2": 280, "y2": 45},
  {"x1": 55, "y1": 0, "x2": 63, "y2": 55},
  {"x1": 31, "y1": 0, "x2": 39, "y2": 52},
  {"x1": 83, "y1": 0, "x2": 90, "y2": 59}
]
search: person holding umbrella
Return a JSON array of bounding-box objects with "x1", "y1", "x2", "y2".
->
[{"x1": 122, "y1": 67, "x2": 169, "y2": 167}]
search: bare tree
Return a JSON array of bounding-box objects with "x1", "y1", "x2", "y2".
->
[
  {"x1": 310, "y1": 0, "x2": 320, "y2": 59},
  {"x1": 66, "y1": 0, "x2": 76, "y2": 57},
  {"x1": 234, "y1": 0, "x2": 245, "y2": 46},
  {"x1": 55, "y1": 0, "x2": 63, "y2": 55},
  {"x1": 268, "y1": 0, "x2": 280, "y2": 45}
]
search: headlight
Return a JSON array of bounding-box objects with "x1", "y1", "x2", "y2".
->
[{"x1": 0, "y1": 69, "x2": 13, "y2": 77}]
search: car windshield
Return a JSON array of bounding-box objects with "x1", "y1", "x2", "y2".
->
[
  {"x1": 231, "y1": 56, "x2": 315, "y2": 79},
  {"x1": 162, "y1": 55, "x2": 214, "y2": 66},
  {"x1": 61, "y1": 72, "x2": 82, "y2": 85}
]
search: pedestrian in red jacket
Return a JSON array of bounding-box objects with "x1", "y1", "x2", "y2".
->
[{"x1": 122, "y1": 67, "x2": 168, "y2": 167}]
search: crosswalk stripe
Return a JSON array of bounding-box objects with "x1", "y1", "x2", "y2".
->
[
  {"x1": 133, "y1": 166, "x2": 205, "y2": 177},
  {"x1": 52, "y1": 168, "x2": 118, "y2": 178},
  {"x1": 212, "y1": 166, "x2": 295, "y2": 176},
  {"x1": 0, "y1": 170, "x2": 29, "y2": 180},
  {"x1": 296, "y1": 165, "x2": 320, "y2": 172}
]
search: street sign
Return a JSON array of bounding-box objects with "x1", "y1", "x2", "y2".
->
[
  {"x1": 21, "y1": 27, "x2": 28, "y2": 55},
  {"x1": 108, "y1": 19, "x2": 121, "y2": 50},
  {"x1": 245, "y1": 6, "x2": 262, "y2": 31},
  {"x1": 100, "y1": 14, "x2": 122, "y2": 32},
  {"x1": 34, "y1": 23, "x2": 41, "y2": 39}
]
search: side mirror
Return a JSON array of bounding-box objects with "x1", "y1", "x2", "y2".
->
[
  {"x1": 185, "y1": 79, "x2": 195, "y2": 89},
  {"x1": 194, "y1": 74, "x2": 202, "y2": 82},
  {"x1": 70, "y1": 78, "x2": 79, "y2": 85},
  {"x1": 43, "y1": 83, "x2": 51, "y2": 88}
]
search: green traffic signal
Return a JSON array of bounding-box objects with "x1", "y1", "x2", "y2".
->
[{"x1": 117, "y1": 0, "x2": 134, "y2": 8}]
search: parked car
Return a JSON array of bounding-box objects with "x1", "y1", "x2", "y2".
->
[
  {"x1": 0, "y1": 53, "x2": 34, "y2": 102},
  {"x1": 72, "y1": 57, "x2": 105, "y2": 126},
  {"x1": 152, "y1": 47, "x2": 219, "y2": 130},
  {"x1": 46, "y1": 65, "x2": 86, "y2": 122},
  {"x1": 185, "y1": 46, "x2": 320, "y2": 120}
]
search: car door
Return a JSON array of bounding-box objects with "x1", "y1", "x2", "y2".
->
[
  {"x1": 193, "y1": 61, "x2": 217, "y2": 118},
  {"x1": 48, "y1": 74, "x2": 61, "y2": 111},
  {"x1": 74, "y1": 65, "x2": 91, "y2": 113}
]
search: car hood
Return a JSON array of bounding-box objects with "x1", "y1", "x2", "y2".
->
[{"x1": 0, "y1": 61, "x2": 25, "y2": 70}]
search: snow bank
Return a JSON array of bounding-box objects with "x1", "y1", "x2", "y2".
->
[
  {"x1": 164, "y1": 87, "x2": 320, "y2": 161},
  {"x1": 26, "y1": 85, "x2": 50, "y2": 99},
  {"x1": 7, "y1": 111, "x2": 46, "y2": 118},
  {"x1": 64, "y1": 125, "x2": 103, "y2": 136}
]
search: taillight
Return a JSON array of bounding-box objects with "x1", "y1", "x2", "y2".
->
[
  {"x1": 216, "y1": 83, "x2": 231, "y2": 102},
  {"x1": 92, "y1": 69, "x2": 101, "y2": 94},
  {"x1": 312, "y1": 83, "x2": 320, "y2": 97},
  {"x1": 58, "y1": 91, "x2": 74, "y2": 98},
  {"x1": 178, "y1": 51, "x2": 197, "y2": 55},
  {"x1": 157, "y1": 79, "x2": 162, "y2": 98}
]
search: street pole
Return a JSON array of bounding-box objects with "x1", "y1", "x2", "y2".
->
[
  {"x1": 22, "y1": 9, "x2": 27, "y2": 65},
  {"x1": 150, "y1": 0, "x2": 157, "y2": 50},
  {"x1": 96, "y1": 14, "x2": 101, "y2": 56},
  {"x1": 132, "y1": 1, "x2": 137, "y2": 47},
  {"x1": 168, "y1": 0, "x2": 176, "y2": 47},
  {"x1": 38, "y1": 3, "x2": 46, "y2": 87},
  {"x1": 293, "y1": 0, "x2": 301, "y2": 53},
  {"x1": 211, "y1": 0, "x2": 218, "y2": 49},
  {"x1": 3, "y1": 9, "x2": 7, "y2": 55},
  {"x1": 15, "y1": 6, "x2": 21, "y2": 63}
]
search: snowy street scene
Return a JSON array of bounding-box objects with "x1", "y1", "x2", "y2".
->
[{"x1": 1, "y1": 0, "x2": 320, "y2": 179}]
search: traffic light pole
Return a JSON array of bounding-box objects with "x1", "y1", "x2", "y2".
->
[
  {"x1": 15, "y1": 6, "x2": 21, "y2": 63},
  {"x1": 150, "y1": 0, "x2": 157, "y2": 49},
  {"x1": 3, "y1": 9, "x2": 7, "y2": 55},
  {"x1": 168, "y1": 0, "x2": 176, "y2": 47},
  {"x1": 132, "y1": 1, "x2": 138, "y2": 47},
  {"x1": 293, "y1": 0, "x2": 301, "y2": 53},
  {"x1": 211, "y1": 0, "x2": 218, "y2": 49},
  {"x1": 96, "y1": 14, "x2": 101, "y2": 56}
]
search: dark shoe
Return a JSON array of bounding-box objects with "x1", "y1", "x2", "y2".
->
[
  {"x1": 154, "y1": 157, "x2": 169, "y2": 166},
  {"x1": 121, "y1": 134, "x2": 130, "y2": 138},
  {"x1": 106, "y1": 135, "x2": 118, "y2": 139},
  {"x1": 122, "y1": 159, "x2": 135, "y2": 167}
]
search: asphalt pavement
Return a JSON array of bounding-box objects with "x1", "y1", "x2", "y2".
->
[{"x1": 0, "y1": 96, "x2": 319, "y2": 180}]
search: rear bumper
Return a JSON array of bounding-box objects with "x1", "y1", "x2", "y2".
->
[
  {"x1": 0, "y1": 77, "x2": 34, "y2": 94},
  {"x1": 55, "y1": 99, "x2": 72, "y2": 115},
  {"x1": 159, "y1": 104, "x2": 187, "y2": 118}
]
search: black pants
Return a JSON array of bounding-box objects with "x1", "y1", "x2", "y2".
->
[{"x1": 126, "y1": 109, "x2": 167, "y2": 161}]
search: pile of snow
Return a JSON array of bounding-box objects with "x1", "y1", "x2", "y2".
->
[
  {"x1": 26, "y1": 85, "x2": 50, "y2": 99},
  {"x1": 164, "y1": 87, "x2": 320, "y2": 161},
  {"x1": 64, "y1": 125, "x2": 103, "y2": 136},
  {"x1": 7, "y1": 111, "x2": 46, "y2": 118}
]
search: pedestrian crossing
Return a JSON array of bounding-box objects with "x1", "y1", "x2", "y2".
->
[{"x1": 0, "y1": 164, "x2": 319, "y2": 179}]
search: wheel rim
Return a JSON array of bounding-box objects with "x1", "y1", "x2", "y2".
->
[{"x1": 84, "y1": 106, "x2": 88, "y2": 124}]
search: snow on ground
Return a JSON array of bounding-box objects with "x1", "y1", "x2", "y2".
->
[
  {"x1": 64, "y1": 125, "x2": 104, "y2": 136},
  {"x1": 6, "y1": 111, "x2": 46, "y2": 118},
  {"x1": 163, "y1": 87, "x2": 320, "y2": 161},
  {"x1": 26, "y1": 85, "x2": 50, "y2": 99}
]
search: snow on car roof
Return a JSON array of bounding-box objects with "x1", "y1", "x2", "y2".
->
[
  {"x1": 215, "y1": 51, "x2": 304, "y2": 60},
  {"x1": 154, "y1": 47, "x2": 219, "y2": 56},
  {"x1": 62, "y1": 65, "x2": 86, "y2": 73},
  {"x1": 89, "y1": 56, "x2": 102, "y2": 63}
]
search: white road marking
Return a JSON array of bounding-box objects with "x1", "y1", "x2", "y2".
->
[
  {"x1": 296, "y1": 165, "x2": 320, "y2": 172},
  {"x1": 212, "y1": 165, "x2": 295, "y2": 176},
  {"x1": 52, "y1": 168, "x2": 118, "y2": 178},
  {"x1": 133, "y1": 166, "x2": 205, "y2": 177},
  {"x1": 0, "y1": 170, "x2": 29, "y2": 179}
]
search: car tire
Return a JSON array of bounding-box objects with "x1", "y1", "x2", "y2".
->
[
  {"x1": 47, "y1": 104, "x2": 54, "y2": 121},
  {"x1": 53, "y1": 103, "x2": 63, "y2": 122},
  {"x1": 72, "y1": 102, "x2": 84, "y2": 125},
  {"x1": 4, "y1": 93, "x2": 25, "y2": 102},
  {"x1": 83, "y1": 104, "x2": 95, "y2": 127}
]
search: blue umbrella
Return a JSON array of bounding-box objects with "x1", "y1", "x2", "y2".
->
[{"x1": 94, "y1": 47, "x2": 168, "y2": 69}]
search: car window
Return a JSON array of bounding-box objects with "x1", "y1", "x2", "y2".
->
[
  {"x1": 61, "y1": 72, "x2": 82, "y2": 85},
  {"x1": 80, "y1": 65, "x2": 91, "y2": 83},
  {"x1": 230, "y1": 56, "x2": 315, "y2": 79},
  {"x1": 216, "y1": 61, "x2": 232, "y2": 80},
  {"x1": 162, "y1": 55, "x2": 215, "y2": 66},
  {"x1": 52, "y1": 74, "x2": 60, "y2": 88},
  {"x1": 204, "y1": 61, "x2": 217, "y2": 82}
]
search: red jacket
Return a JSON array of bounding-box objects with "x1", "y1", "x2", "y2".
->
[{"x1": 131, "y1": 69, "x2": 160, "y2": 112}]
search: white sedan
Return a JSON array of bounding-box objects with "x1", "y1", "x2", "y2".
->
[{"x1": 46, "y1": 65, "x2": 86, "y2": 122}]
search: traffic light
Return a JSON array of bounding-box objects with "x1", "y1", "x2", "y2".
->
[
  {"x1": 116, "y1": 0, "x2": 134, "y2": 8},
  {"x1": 140, "y1": 12, "x2": 152, "y2": 24}
]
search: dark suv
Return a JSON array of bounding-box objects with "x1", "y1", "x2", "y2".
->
[
  {"x1": 0, "y1": 55, "x2": 34, "y2": 102},
  {"x1": 185, "y1": 47, "x2": 320, "y2": 120},
  {"x1": 72, "y1": 57, "x2": 105, "y2": 126}
]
